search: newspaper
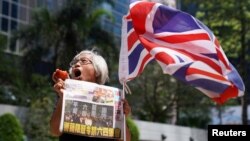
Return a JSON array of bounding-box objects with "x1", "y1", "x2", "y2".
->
[{"x1": 59, "y1": 79, "x2": 125, "y2": 139}]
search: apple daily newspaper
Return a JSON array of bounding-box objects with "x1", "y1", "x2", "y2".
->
[{"x1": 59, "y1": 79, "x2": 125, "y2": 140}]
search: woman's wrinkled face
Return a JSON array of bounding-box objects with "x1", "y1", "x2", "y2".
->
[{"x1": 70, "y1": 53, "x2": 96, "y2": 83}]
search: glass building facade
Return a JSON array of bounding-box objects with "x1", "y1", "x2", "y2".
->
[
  {"x1": 100, "y1": 0, "x2": 176, "y2": 46},
  {"x1": 0, "y1": 0, "x2": 65, "y2": 54},
  {"x1": 0, "y1": 0, "x2": 129, "y2": 53},
  {"x1": 100, "y1": 0, "x2": 129, "y2": 46},
  {"x1": 0, "y1": 0, "x2": 176, "y2": 53},
  {"x1": 148, "y1": 0, "x2": 177, "y2": 8}
]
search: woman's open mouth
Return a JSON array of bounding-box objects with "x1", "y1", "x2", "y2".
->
[{"x1": 73, "y1": 69, "x2": 82, "y2": 80}]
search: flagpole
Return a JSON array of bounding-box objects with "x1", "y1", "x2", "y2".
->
[{"x1": 122, "y1": 83, "x2": 126, "y2": 141}]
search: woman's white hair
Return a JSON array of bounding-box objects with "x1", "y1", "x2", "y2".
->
[{"x1": 69, "y1": 50, "x2": 109, "y2": 84}]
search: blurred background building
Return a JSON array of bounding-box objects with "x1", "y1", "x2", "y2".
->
[
  {"x1": 0, "y1": 0, "x2": 178, "y2": 54},
  {"x1": 0, "y1": 0, "x2": 66, "y2": 55},
  {"x1": 147, "y1": 0, "x2": 177, "y2": 8},
  {"x1": 100, "y1": 0, "x2": 177, "y2": 45},
  {"x1": 99, "y1": 0, "x2": 129, "y2": 45}
]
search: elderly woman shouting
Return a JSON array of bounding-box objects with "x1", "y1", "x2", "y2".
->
[{"x1": 50, "y1": 50, "x2": 131, "y2": 141}]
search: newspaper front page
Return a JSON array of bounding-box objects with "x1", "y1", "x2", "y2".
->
[{"x1": 59, "y1": 79, "x2": 125, "y2": 140}]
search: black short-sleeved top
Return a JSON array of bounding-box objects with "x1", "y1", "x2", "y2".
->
[{"x1": 59, "y1": 133, "x2": 116, "y2": 141}]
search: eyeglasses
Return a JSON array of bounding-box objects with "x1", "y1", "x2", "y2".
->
[{"x1": 70, "y1": 58, "x2": 92, "y2": 66}]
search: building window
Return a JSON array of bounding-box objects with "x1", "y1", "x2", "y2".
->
[
  {"x1": 28, "y1": 8, "x2": 33, "y2": 23},
  {"x1": 114, "y1": 13, "x2": 122, "y2": 23},
  {"x1": 19, "y1": 6, "x2": 27, "y2": 21},
  {"x1": 102, "y1": 20, "x2": 113, "y2": 32},
  {"x1": 114, "y1": 25, "x2": 121, "y2": 37},
  {"x1": 11, "y1": 20, "x2": 17, "y2": 31},
  {"x1": 114, "y1": 3, "x2": 127, "y2": 14},
  {"x1": 120, "y1": 0, "x2": 129, "y2": 5},
  {"x1": 20, "y1": 0, "x2": 27, "y2": 5},
  {"x1": 10, "y1": 38, "x2": 17, "y2": 52},
  {"x1": 11, "y1": 3, "x2": 18, "y2": 18},
  {"x1": 1, "y1": 17, "x2": 8, "y2": 32},
  {"x1": 37, "y1": 0, "x2": 45, "y2": 7},
  {"x1": 2, "y1": 1, "x2": 9, "y2": 16},
  {"x1": 29, "y1": 0, "x2": 36, "y2": 7},
  {"x1": 0, "y1": 35, "x2": 8, "y2": 49}
]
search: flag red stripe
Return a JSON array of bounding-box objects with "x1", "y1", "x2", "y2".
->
[
  {"x1": 214, "y1": 38, "x2": 220, "y2": 48},
  {"x1": 156, "y1": 33, "x2": 210, "y2": 43},
  {"x1": 130, "y1": 2, "x2": 155, "y2": 34},
  {"x1": 155, "y1": 52, "x2": 175, "y2": 64},
  {"x1": 180, "y1": 49, "x2": 222, "y2": 74},
  {"x1": 128, "y1": 31, "x2": 139, "y2": 51},
  {"x1": 212, "y1": 85, "x2": 238, "y2": 104},
  {"x1": 186, "y1": 68, "x2": 228, "y2": 81},
  {"x1": 216, "y1": 48, "x2": 230, "y2": 70},
  {"x1": 140, "y1": 36, "x2": 223, "y2": 74},
  {"x1": 138, "y1": 53, "x2": 152, "y2": 75},
  {"x1": 139, "y1": 36, "x2": 158, "y2": 51}
]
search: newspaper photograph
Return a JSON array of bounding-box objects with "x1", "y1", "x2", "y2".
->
[{"x1": 59, "y1": 79, "x2": 125, "y2": 139}]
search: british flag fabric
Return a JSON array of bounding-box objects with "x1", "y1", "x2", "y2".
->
[{"x1": 118, "y1": 1, "x2": 245, "y2": 104}]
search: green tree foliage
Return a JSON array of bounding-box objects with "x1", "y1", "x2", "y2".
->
[
  {"x1": 0, "y1": 34, "x2": 25, "y2": 105},
  {"x1": 0, "y1": 113, "x2": 24, "y2": 141},
  {"x1": 5, "y1": 1, "x2": 117, "y2": 140},
  {"x1": 127, "y1": 62, "x2": 178, "y2": 123},
  {"x1": 0, "y1": 65, "x2": 59, "y2": 140},
  {"x1": 0, "y1": 56, "x2": 25, "y2": 105},
  {"x1": 126, "y1": 117, "x2": 140, "y2": 141},
  {"x1": 17, "y1": 74, "x2": 57, "y2": 140},
  {"x1": 2, "y1": 0, "x2": 116, "y2": 106},
  {"x1": 12, "y1": 74, "x2": 55, "y2": 106},
  {"x1": 127, "y1": 60, "x2": 213, "y2": 128},
  {"x1": 0, "y1": 34, "x2": 7, "y2": 46},
  {"x1": 15, "y1": 0, "x2": 116, "y2": 77},
  {"x1": 195, "y1": 1, "x2": 249, "y2": 56},
  {"x1": 187, "y1": 0, "x2": 250, "y2": 125},
  {"x1": 1, "y1": 71, "x2": 55, "y2": 106},
  {"x1": 0, "y1": 68, "x2": 57, "y2": 140},
  {"x1": 24, "y1": 97, "x2": 57, "y2": 141},
  {"x1": 174, "y1": 82, "x2": 212, "y2": 128}
]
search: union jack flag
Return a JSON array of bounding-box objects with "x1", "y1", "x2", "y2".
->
[{"x1": 118, "y1": 1, "x2": 245, "y2": 104}]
